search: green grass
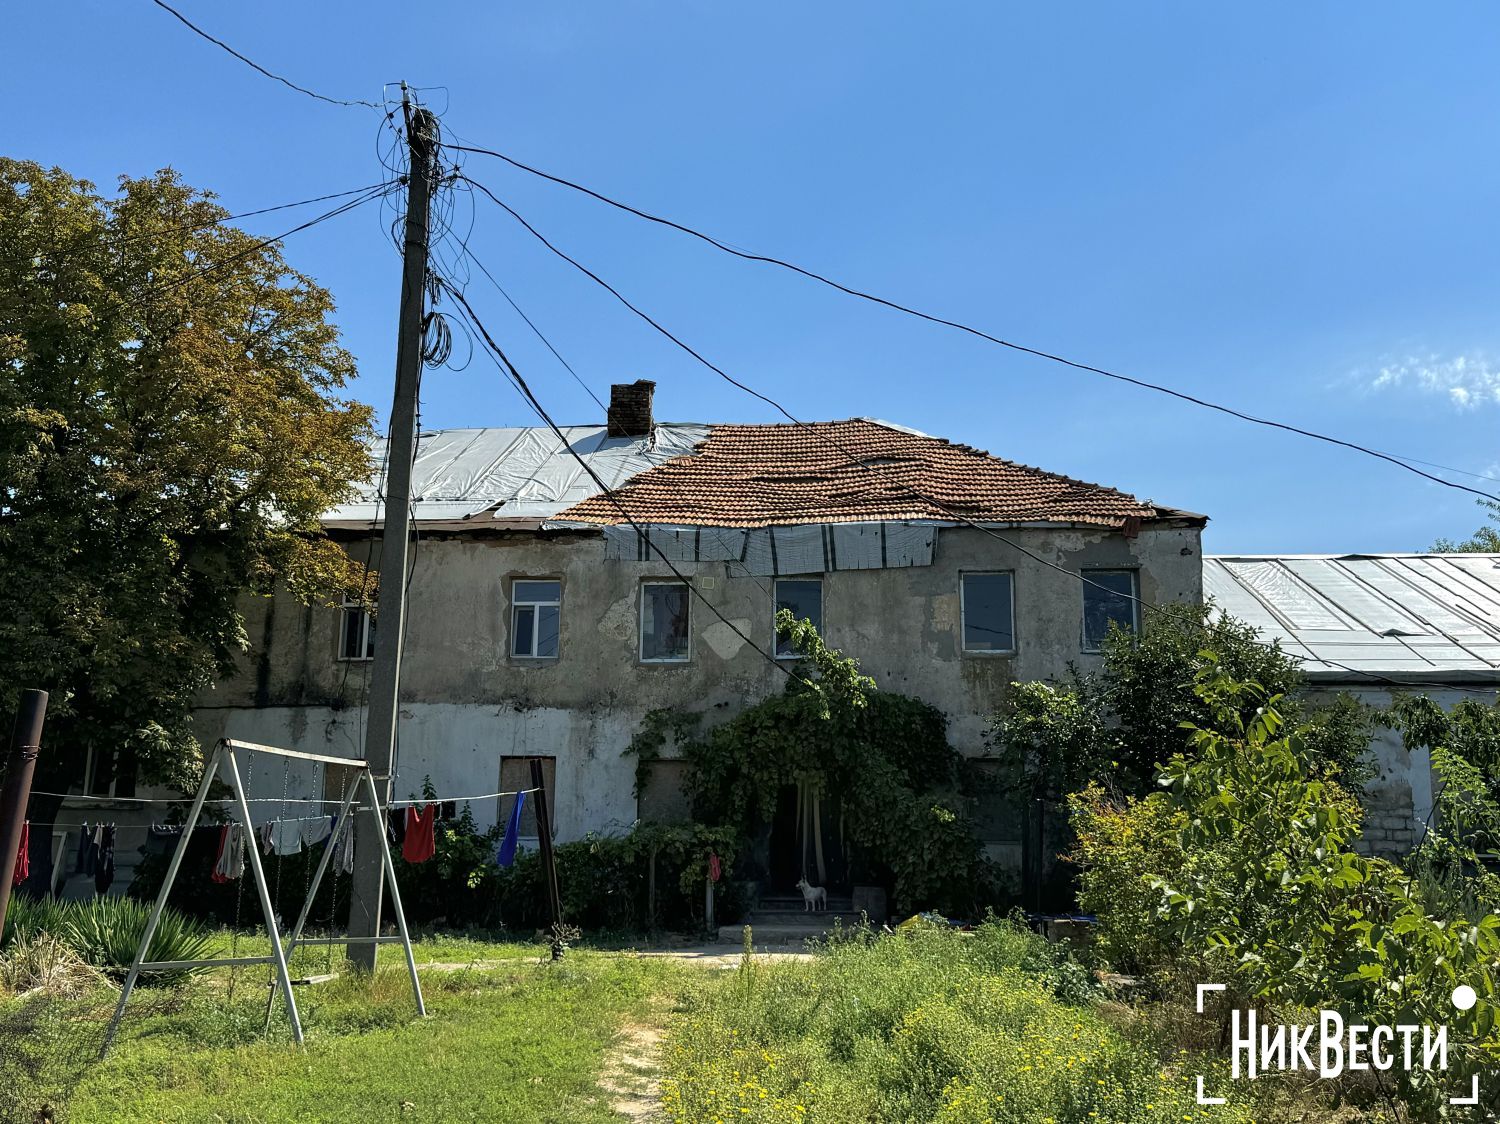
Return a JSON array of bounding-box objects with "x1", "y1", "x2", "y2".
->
[
  {"x1": 659, "y1": 921, "x2": 1263, "y2": 1124},
  {"x1": 37, "y1": 943, "x2": 688, "y2": 1123}
]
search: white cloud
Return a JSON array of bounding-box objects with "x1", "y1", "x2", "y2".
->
[{"x1": 1368, "y1": 351, "x2": 1500, "y2": 410}]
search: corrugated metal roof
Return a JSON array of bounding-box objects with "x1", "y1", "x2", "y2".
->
[
  {"x1": 1203, "y1": 554, "x2": 1500, "y2": 682},
  {"x1": 323, "y1": 424, "x2": 712, "y2": 526}
]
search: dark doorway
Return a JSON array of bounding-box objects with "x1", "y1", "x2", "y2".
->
[{"x1": 766, "y1": 783, "x2": 849, "y2": 893}]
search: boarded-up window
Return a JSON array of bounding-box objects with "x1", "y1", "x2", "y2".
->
[
  {"x1": 638, "y1": 760, "x2": 693, "y2": 824},
  {"x1": 968, "y1": 760, "x2": 1023, "y2": 843},
  {"x1": 499, "y1": 756, "x2": 556, "y2": 838}
]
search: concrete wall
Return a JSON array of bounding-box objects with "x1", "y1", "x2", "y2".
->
[{"x1": 193, "y1": 520, "x2": 1205, "y2": 843}]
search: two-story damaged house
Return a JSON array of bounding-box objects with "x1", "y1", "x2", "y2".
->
[{"x1": 188, "y1": 381, "x2": 1206, "y2": 870}]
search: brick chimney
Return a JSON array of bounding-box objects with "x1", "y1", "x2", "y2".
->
[{"x1": 606, "y1": 379, "x2": 656, "y2": 438}]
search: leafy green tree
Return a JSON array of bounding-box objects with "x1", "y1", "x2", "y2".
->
[
  {"x1": 0, "y1": 159, "x2": 373, "y2": 884},
  {"x1": 1432, "y1": 499, "x2": 1500, "y2": 553},
  {"x1": 991, "y1": 602, "x2": 1374, "y2": 803},
  {"x1": 1077, "y1": 661, "x2": 1500, "y2": 1117},
  {"x1": 1386, "y1": 694, "x2": 1500, "y2": 916}
]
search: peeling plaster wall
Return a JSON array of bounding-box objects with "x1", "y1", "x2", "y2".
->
[
  {"x1": 1310, "y1": 685, "x2": 1450, "y2": 859},
  {"x1": 194, "y1": 523, "x2": 1204, "y2": 841}
]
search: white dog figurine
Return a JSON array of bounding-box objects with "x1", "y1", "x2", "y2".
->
[{"x1": 795, "y1": 877, "x2": 827, "y2": 912}]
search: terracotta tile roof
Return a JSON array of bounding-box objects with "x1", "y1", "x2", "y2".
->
[{"x1": 555, "y1": 418, "x2": 1194, "y2": 530}]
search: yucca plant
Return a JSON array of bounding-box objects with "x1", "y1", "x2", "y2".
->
[
  {"x1": 1, "y1": 895, "x2": 70, "y2": 949},
  {"x1": 62, "y1": 897, "x2": 217, "y2": 982}
]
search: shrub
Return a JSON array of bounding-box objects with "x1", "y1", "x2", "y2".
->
[
  {"x1": 1, "y1": 895, "x2": 70, "y2": 948},
  {"x1": 1067, "y1": 785, "x2": 1193, "y2": 975},
  {"x1": 63, "y1": 896, "x2": 216, "y2": 981},
  {"x1": 1072, "y1": 658, "x2": 1500, "y2": 1117}
]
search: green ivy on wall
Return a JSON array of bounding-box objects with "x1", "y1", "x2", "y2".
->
[{"x1": 629, "y1": 611, "x2": 997, "y2": 914}]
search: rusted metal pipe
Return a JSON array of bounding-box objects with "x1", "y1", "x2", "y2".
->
[{"x1": 0, "y1": 690, "x2": 49, "y2": 938}]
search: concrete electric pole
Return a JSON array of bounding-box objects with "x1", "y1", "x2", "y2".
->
[{"x1": 347, "y1": 86, "x2": 437, "y2": 971}]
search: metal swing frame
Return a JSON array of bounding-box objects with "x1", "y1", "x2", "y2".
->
[{"x1": 100, "y1": 738, "x2": 425, "y2": 1058}]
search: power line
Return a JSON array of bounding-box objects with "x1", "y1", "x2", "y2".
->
[
  {"x1": 434, "y1": 275, "x2": 805, "y2": 687},
  {"x1": 138, "y1": 183, "x2": 396, "y2": 302},
  {"x1": 148, "y1": 0, "x2": 381, "y2": 110},
  {"x1": 448, "y1": 146, "x2": 1500, "y2": 507},
  {"x1": 111, "y1": 182, "x2": 396, "y2": 247},
  {"x1": 454, "y1": 189, "x2": 1500, "y2": 696},
  {"x1": 452, "y1": 240, "x2": 607, "y2": 412}
]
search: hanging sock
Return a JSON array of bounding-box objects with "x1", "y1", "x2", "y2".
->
[
  {"x1": 93, "y1": 824, "x2": 116, "y2": 895},
  {"x1": 402, "y1": 804, "x2": 437, "y2": 864},
  {"x1": 12, "y1": 821, "x2": 29, "y2": 887},
  {"x1": 211, "y1": 824, "x2": 246, "y2": 883},
  {"x1": 495, "y1": 792, "x2": 527, "y2": 869}
]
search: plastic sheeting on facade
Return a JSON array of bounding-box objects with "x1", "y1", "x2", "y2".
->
[{"x1": 597, "y1": 521, "x2": 937, "y2": 575}]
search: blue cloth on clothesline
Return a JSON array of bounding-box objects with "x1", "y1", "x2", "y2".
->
[{"x1": 495, "y1": 792, "x2": 526, "y2": 868}]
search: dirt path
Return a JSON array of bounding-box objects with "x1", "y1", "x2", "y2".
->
[
  {"x1": 417, "y1": 944, "x2": 813, "y2": 974},
  {"x1": 598, "y1": 1019, "x2": 666, "y2": 1121}
]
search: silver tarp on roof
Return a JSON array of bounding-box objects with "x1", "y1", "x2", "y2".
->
[{"x1": 323, "y1": 424, "x2": 710, "y2": 525}]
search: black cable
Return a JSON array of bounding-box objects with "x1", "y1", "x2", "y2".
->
[
  {"x1": 449, "y1": 150, "x2": 1500, "y2": 507},
  {"x1": 148, "y1": 0, "x2": 380, "y2": 110},
  {"x1": 139, "y1": 183, "x2": 396, "y2": 302},
  {"x1": 453, "y1": 199, "x2": 1500, "y2": 696},
  {"x1": 110, "y1": 182, "x2": 397, "y2": 248},
  {"x1": 435, "y1": 276, "x2": 805, "y2": 686},
  {"x1": 455, "y1": 241, "x2": 607, "y2": 412}
]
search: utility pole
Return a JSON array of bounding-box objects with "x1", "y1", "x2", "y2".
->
[
  {"x1": 347, "y1": 86, "x2": 437, "y2": 971},
  {"x1": 0, "y1": 690, "x2": 48, "y2": 938}
]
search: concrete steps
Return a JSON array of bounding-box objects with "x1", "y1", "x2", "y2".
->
[{"x1": 716, "y1": 893, "x2": 870, "y2": 944}]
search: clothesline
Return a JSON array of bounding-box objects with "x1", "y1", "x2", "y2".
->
[{"x1": 30, "y1": 787, "x2": 540, "y2": 808}]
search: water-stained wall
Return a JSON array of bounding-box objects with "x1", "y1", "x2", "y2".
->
[{"x1": 193, "y1": 521, "x2": 1206, "y2": 844}]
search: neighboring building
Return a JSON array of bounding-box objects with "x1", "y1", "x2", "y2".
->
[
  {"x1": 149, "y1": 379, "x2": 1203, "y2": 887},
  {"x1": 1203, "y1": 553, "x2": 1500, "y2": 854}
]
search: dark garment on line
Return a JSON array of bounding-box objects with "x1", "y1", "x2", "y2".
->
[
  {"x1": 387, "y1": 808, "x2": 406, "y2": 847},
  {"x1": 495, "y1": 792, "x2": 526, "y2": 869},
  {"x1": 94, "y1": 824, "x2": 116, "y2": 895},
  {"x1": 75, "y1": 822, "x2": 94, "y2": 876}
]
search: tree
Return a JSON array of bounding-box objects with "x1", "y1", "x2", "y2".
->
[
  {"x1": 990, "y1": 603, "x2": 1373, "y2": 908},
  {"x1": 0, "y1": 159, "x2": 373, "y2": 887},
  {"x1": 1432, "y1": 499, "x2": 1500, "y2": 553},
  {"x1": 990, "y1": 601, "x2": 1374, "y2": 804}
]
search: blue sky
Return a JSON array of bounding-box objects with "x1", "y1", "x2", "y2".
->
[{"x1": 10, "y1": 2, "x2": 1500, "y2": 552}]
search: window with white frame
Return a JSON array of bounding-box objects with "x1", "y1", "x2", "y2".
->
[
  {"x1": 511, "y1": 579, "x2": 561, "y2": 659},
  {"x1": 338, "y1": 598, "x2": 375, "y2": 660},
  {"x1": 774, "y1": 578, "x2": 823, "y2": 657},
  {"x1": 1082, "y1": 569, "x2": 1139, "y2": 651},
  {"x1": 640, "y1": 582, "x2": 691, "y2": 662},
  {"x1": 961, "y1": 572, "x2": 1015, "y2": 652}
]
